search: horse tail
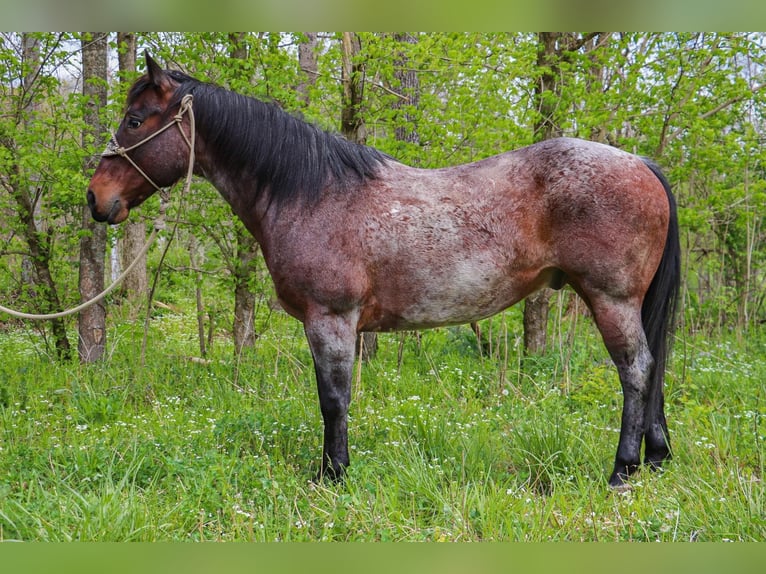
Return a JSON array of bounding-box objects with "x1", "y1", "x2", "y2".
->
[
  {"x1": 641, "y1": 159, "x2": 680, "y2": 376},
  {"x1": 640, "y1": 158, "x2": 681, "y2": 459}
]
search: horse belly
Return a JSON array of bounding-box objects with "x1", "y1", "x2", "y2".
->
[
  {"x1": 357, "y1": 191, "x2": 548, "y2": 332},
  {"x1": 365, "y1": 255, "x2": 533, "y2": 331}
]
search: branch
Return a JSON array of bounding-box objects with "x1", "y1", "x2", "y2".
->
[
  {"x1": 699, "y1": 82, "x2": 766, "y2": 120},
  {"x1": 663, "y1": 82, "x2": 766, "y2": 148},
  {"x1": 564, "y1": 32, "x2": 602, "y2": 53}
]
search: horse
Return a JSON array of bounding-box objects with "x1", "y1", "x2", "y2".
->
[{"x1": 87, "y1": 53, "x2": 680, "y2": 488}]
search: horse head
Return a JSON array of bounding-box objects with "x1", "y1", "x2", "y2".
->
[{"x1": 87, "y1": 53, "x2": 192, "y2": 224}]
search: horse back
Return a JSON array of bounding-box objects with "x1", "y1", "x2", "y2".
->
[{"x1": 261, "y1": 137, "x2": 669, "y2": 331}]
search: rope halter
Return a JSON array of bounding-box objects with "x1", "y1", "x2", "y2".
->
[
  {"x1": 0, "y1": 97, "x2": 197, "y2": 321},
  {"x1": 102, "y1": 94, "x2": 195, "y2": 192}
]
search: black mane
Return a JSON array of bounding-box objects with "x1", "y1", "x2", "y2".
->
[{"x1": 129, "y1": 70, "x2": 389, "y2": 209}]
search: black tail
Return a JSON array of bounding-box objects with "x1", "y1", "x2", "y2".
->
[
  {"x1": 641, "y1": 159, "x2": 680, "y2": 377},
  {"x1": 640, "y1": 158, "x2": 681, "y2": 463}
]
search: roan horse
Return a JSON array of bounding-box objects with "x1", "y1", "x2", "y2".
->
[{"x1": 87, "y1": 54, "x2": 680, "y2": 488}]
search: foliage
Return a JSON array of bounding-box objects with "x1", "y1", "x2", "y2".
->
[
  {"x1": 3, "y1": 32, "x2": 766, "y2": 336},
  {"x1": 1, "y1": 31, "x2": 766, "y2": 541}
]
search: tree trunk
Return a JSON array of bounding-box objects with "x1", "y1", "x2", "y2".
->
[
  {"x1": 297, "y1": 32, "x2": 318, "y2": 106},
  {"x1": 392, "y1": 33, "x2": 420, "y2": 146},
  {"x1": 340, "y1": 32, "x2": 368, "y2": 144},
  {"x1": 78, "y1": 32, "x2": 108, "y2": 363},
  {"x1": 228, "y1": 33, "x2": 260, "y2": 354},
  {"x1": 522, "y1": 32, "x2": 568, "y2": 356},
  {"x1": 233, "y1": 224, "x2": 259, "y2": 354},
  {"x1": 10, "y1": 166, "x2": 71, "y2": 360},
  {"x1": 533, "y1": 32, "x2": 566, "y2": 142},
  {"x1": 188, "y1": 234, "x2": 208, "y2": 357},
  {"x1": 20, "y1": 33, "x2": 43, "y2": 291},
  {"x1": 116, "y1": 33, "x2": 148, "y2": 309},
  {"x1": 12, "y1": 33, "x2": 72, "y2": 359},
  {"x1": 523, "y1": 33, "x2": 606, "y2": 355},
  {"x1": 340, "y1": 32, "x2": 377, "y2": 361}
]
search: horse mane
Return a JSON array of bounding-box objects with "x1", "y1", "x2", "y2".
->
[{"x1": 128, "y1": 70, "x2": 389, "y2": 209}]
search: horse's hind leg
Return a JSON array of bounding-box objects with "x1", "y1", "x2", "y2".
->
[
  {"x1": 589, "y1": 296, "x2": 654, "y2": 488},
  {"x1": 643, "y1": 373, "x2": 671, "y2": 469},
  {"x1": 303, "y1": 308, "x2": 359, "y2": 481}
]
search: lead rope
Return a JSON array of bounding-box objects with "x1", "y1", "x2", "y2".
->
[
  {"x1": 0, "y1": 222, "x2": 162, "y2": 321},
  {"x1": 0, "y1": 95, "x2": 196, "y2": 322}
]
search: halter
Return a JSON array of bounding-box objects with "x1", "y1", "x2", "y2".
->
[
  {"x1": 102, "y1": 94, "x2": 195, "y2": 191},
  {"x1": 0, "y1": 97, "x2": 197, "y2": 322}
]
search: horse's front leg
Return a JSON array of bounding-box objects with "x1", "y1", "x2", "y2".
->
[{"x1": 303, "y1": 307, "x2": 359, "y2": 481}]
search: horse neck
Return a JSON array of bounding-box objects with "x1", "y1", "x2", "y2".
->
[
  {"x1": 187, "y1": 84, "x2": 387, "y2": 245},
  {"x1": 192, "y1": 152, "x2": 268, "y2": 246}
]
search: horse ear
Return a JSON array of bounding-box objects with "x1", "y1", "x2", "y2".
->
[{"x1": 144, "y1": 52, "x2": 173, "y2": 92}]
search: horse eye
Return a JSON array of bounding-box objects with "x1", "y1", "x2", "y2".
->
[{"x1": 127, "y1": 118, "x2": 142, "y2": 129}]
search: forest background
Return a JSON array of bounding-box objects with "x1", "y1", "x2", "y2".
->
[{"x1": 0, "y1": 32, "x2": 764, "y2": 541}]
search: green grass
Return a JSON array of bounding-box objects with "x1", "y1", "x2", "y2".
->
[{"x1": 0, "y1": 306, "x2": 764, "y2": 541}]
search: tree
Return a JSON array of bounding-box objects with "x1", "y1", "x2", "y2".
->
[
  {"x1": 228, "y1": 32, "x2": 260, "y2": 355},
  {"x1": 78, "y1": 32, "x2": 108, "y2": 363},
  {"x1": 297, "y1": 32, "x2": 318, "y2": 106},
  {"x1": 390, "y1": 33, "x2": 420, "y2": 149},
  {"x1": 116, "y1": 32, "x2": 149, "y2": 309},
  {"x1": 520, "y1": 33, "x2": 566, "y2": 355},
  {"x1": 339, "y1": 32, "x2": 378, "y2": 361},
  {"x1": 0, "y1": 33, "x2": 72, "y2": 359},
  {"x1": 522, "y1": 32, "x2": 603, "y2": 355},
  {"x1": 340, "y1": 32, "x2": 367, "y2": 143}
]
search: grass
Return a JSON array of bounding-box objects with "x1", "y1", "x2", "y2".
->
[{"x1": 0, "y1": 302, "x2": 764, "y2": 541}]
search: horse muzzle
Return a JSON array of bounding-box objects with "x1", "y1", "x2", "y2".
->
[{"x1": 87, "y1": 189, "x2": 129, "y2": 224}]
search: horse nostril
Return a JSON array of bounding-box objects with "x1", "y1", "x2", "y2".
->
[{"x1": 86, "y1": 189, "x2": 110, "y2": 222}]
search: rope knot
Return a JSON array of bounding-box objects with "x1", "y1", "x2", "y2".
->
[
  {"x1": 102, "y1": 135, "x2": 125, "y2": 158},
  {"x1": 174, "y1": 95, "x2": 194, "y2": 122}
]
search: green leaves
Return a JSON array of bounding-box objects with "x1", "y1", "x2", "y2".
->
[{"x1": 2, "y1": 31, "x2": 766, "y2": 341}]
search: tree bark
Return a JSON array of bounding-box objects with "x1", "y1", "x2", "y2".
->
[
  {"x1": 522, "y1": 32, "x2": 569, "y2": 356},
  {"x1": 116, "y1": 33, "x2": 148, "y2": 309},
  {"x1": 10, "y1": 33, "x2": 72, "y2": 359},
  {"x1": 340, "y1": 32, "x2": 376, "y2": 361},
  {"x1": 228, "y1": 33, "x2": 260, "y2": 354},
  {"x1": 297, "y1": 32, "x2": 318, "y2": 107},
  {"x1": 340, "y1": 32, "x2": 368, "y2": 143},
  {"x1": 392, "y1": 33, "x2": 420, "y2": 146},
  {"x1": 233, "y1": 224, "x2": 259, "y2": 354},
  {"x1": 78, "y1": 32, "x2": 108, "y2": 363}
]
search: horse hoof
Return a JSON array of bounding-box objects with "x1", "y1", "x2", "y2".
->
[{"x1": 608, "y1": 469, "x2": 634, "y2": 490}]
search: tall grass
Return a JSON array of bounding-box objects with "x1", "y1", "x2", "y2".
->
[{"x1": 0, "y1": 303, "x2": 763, "y2": 541}]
